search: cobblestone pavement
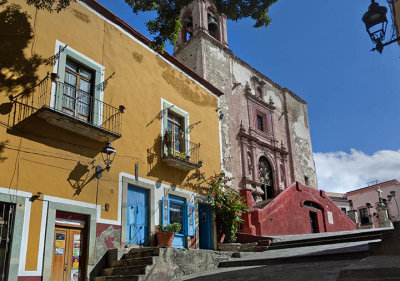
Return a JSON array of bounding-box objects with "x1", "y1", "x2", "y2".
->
[{"x1": 179, "y1": 260, "x2": 358, "y2": 281}]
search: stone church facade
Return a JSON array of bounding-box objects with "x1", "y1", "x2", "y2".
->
[{"x1": 174, "y1": 0, "x2": 318, "y2": 206}]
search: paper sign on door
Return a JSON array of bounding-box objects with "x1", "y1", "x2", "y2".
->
[{"x1": 55, "y1": 233, "x2": 65, "y2": 255}]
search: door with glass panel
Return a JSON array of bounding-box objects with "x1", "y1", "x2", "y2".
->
[
  {"x1": 167, "y1": 112, "x2": 185, "y2": 155},
  {"x1": 62, "y1": 59, "x2": 93, "y2": 122},
  {"x1": 169, "y1": 195, "x2": 186, "y2": 248}
]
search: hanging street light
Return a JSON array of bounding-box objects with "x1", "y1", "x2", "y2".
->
[
  {"x1": 362, "y1": 0, "x2": 400, "y2": 53},
  {"x1": 96, "y1": 140, "x2": 117, "y2": 178}
]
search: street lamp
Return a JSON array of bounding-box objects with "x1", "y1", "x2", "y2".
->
[
  {"x1": 362, "y1": 0, "x2": 400, "y2": 53},
  {"x1": 96, "y1": 140, "x2": 116, "y2": 178}
]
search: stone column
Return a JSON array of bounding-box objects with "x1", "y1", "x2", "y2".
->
[
  {"x1": 376, "y1": 204, "x2": 394, "y2": 228},
  {"x1": 347, "y1": 210, "x2": 361, "y2": 228}
]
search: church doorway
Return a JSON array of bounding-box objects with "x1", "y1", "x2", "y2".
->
[{"x1": 258, "y1": 157, "x2": 274, "y2": 201}]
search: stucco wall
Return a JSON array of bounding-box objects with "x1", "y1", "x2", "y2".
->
[
  {"x1": 0, "y1": 0, "x2": 221, "y2": 278},
  {"x1": 244, "y1": 182, "x2": 356, "y2": 236}
]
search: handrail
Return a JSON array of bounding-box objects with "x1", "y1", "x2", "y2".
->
[
  {"x1": 163, "y1": 130, "x2": 201, "y2": 165},
  {"x1": 8, "y1": 75, "x2": 122, "y2": 135}
]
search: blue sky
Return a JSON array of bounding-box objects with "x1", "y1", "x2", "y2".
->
[{"x1": 97, "y1": 0, "x2": 400, "y2": 191}]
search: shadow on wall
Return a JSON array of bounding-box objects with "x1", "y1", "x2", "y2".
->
[
  {"x1": 0, "y1": 0, "x2": 44, "y2": 97},
  {"x1": 0, "y1": 140, "x2": 7, "y2": 162},
  {"x1": 67, "y1": 161, "x2": 100, "y2": 196},
  {"x1": 7, "y1": 117, "x2": 104, "y2": 158},
  {"x1": 146, "y1": 134, "x2": 189, "y2": 186}
]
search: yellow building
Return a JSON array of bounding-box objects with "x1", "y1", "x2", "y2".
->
[{"x1": 0, "y1": 0, "x2": 223, "y2": 280}]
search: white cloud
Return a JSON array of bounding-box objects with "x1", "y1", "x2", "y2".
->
[{"x1": 314, "y1": 149, "x2": 400, "y2": 193}]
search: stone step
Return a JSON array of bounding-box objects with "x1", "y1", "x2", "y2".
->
[
  {"x1": 218, "y1": 249, "x2": 370, "y2": 268},
  {"x1": 257, "y1": 240, "x2": 272, "y2": 246},
  {"x1": 111, "y1": 256, "x2": 154, "y2": 268},
  {"x1": 93, "y1": 275, "x2": 141, "y2": 281},
  {"x1": 102, "y1": 265, "x2": 147, "y2": 276},
  {"x1": 268, "y1": 233, "x2": 382, "y2": 250},
  {"x1": 124, "y1": 248, "x2": 159, "y2": 259},
  {"x1": 337, "y1": 255, "x2": 400, "y2": 281}
]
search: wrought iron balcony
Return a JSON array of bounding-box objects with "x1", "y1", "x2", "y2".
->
[
  {"x1": 8, "y1": 74, "x2": 122, "y2": 141},
  {"x1": 162, "y1": 131, "x2": 202, "y2": 171}
]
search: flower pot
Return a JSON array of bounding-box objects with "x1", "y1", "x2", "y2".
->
[{"x1": 156, "y1": 232, "x2": 175, "y2": 247}]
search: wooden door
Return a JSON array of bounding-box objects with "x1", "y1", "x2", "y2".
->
[
  {"x1": 309, "y1": 211, "x2": 319, "y2": 234},
  {"x1": 51, "y1": 226, "x2": 85, "y2": 281},
  {"x1": 199, "y1": 203, "x2": 212, "y2": 250}
]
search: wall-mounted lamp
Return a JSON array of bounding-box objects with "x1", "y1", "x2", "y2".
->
[
  {"x1": 362, "y1": 0, "x2": 400, "y2": 53},
  {"x1": 96, "y1": 140, "x2": 117, "y2": 178},
  {"x1": 366, "y1": 202, "x2": 373, "y2": 208}
]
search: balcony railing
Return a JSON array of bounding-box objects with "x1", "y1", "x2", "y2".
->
[
  {"x1": 162, "y1": 131, "x2": 202, "y2": 171},
  {"x1": 8, "y1": 74, "x2": 122, "y2": 139}
]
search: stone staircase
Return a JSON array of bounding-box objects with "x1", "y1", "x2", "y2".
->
[
  {"x1": 219, "y1": 228, "x2": 395, "y2": 267},
  {"x1": 93, "y1": 247, "x2": 159, "y2": 281}
]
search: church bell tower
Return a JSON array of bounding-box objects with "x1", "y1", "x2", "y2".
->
[{"x1": 175, "y1": 0, "x2": 228, "y2": 53}]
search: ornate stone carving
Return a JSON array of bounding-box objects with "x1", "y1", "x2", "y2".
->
[
  {"x1": 259, "y1": 160, "x2": 272, "y2": 186},
  {"x1": 247, "y1": 152, "x2": 253, "y2": 178}
]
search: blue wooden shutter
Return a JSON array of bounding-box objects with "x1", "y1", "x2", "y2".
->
[
  {"x1": 161, "y1": 197, "x2": 170, "y2": 226},
  {"x1": 186, "y1": 203, "x2": 195, "y2": 236}
]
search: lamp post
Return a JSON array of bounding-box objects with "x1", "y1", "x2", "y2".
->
[
  {"x1": 362, "y1": 0, "x2": 400, "y2": 53},
  {"x1": 96, "y1": 140, "x2": 116, "y2": 178}
]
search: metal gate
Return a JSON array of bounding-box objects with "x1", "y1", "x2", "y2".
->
[{"x1": 0, "y1": 202, "x2": 15, "y2": 281}]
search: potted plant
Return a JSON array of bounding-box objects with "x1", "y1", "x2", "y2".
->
[
  {"x1": 156, "y1": 223, "x2": 181, "y2": 247},
  {"x1": 163, "y1": 130, "x2": 172, "y2": 155},
  {"x1": 189, "y1": 170, "x2": 250, "y2": 243}
]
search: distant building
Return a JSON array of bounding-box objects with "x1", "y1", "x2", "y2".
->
[
  {"x1": 326, "y1": 192, "x2": 349, "y2": 215},
  {"x1": 346, "y1": 180, "x2": 400, "y2": 229}
]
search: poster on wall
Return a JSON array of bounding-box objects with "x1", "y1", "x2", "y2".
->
[
  {"x1": 72, "y1": 233, "x2": 81, "y2": 274},
  {"x1": 55, "y1": 233, "x2": 65, "y2": 255},
  {"x1": 327, "y1": 211, "x2": 334, "y2": 224},
  {"x1": 70, "y1": 269, "x2": 79, "y2": 281}
]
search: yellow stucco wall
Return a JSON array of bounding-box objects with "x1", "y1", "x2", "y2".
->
[{"x1": 0, "y1": 0, "x2": 220, "y2": 271}]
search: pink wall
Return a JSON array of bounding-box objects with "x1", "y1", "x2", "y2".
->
[
  {"x1": 347, "y1": 180, "x2": 400, "y2": 228},
  {"x1": 241, "y1": 182, "x2": 356, "y2": 236}
]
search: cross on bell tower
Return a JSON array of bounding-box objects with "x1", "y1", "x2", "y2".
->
[{"x1": 175, "y1": 0, "x2": 228, "y2": 53}]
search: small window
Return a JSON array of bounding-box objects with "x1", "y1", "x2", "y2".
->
[
  {"x1": 340, "y1": 207, "x2": 347, "y2": 214},
  {"x1": 167, "y1": 111, "x2": 185, "y2": 154},
  {"x1": 359, "y1": 208, "x2": 370, "y2": 224},
  {"x1": 304, "y1": 176, "x2": 309, "y2": 186},
  {"x1": 257, "y1": 115, "x2": 264, "y2": 131}
]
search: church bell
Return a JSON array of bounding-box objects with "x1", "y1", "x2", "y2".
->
[
  {"x1": 208, "y1": 14, "x2": 218, "y2": 33},
  {"x1": 185, "y1": 17, "x2": 193, "y2": 28}
]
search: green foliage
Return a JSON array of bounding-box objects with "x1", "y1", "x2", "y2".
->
[
  {"x1": 190, "y1": 170, "x2": 250, "y2": 243},
  {"x1": 157, "y1": 222, "x2": 182, "y2": 233},
  {"x1": 24, "y1": 0, "x2": 278, "y2": 50},
  {"x1": 25, "y1": 0, "x2": 74, "y2": 12}
]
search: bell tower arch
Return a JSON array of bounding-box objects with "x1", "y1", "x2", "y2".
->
[{"x1": 175, "y1": 0, "x2": 228, "y2": 53}]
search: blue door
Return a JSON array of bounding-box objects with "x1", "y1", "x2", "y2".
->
[
  {"x1": 199, "y1": 203, "x2": 212, "y2": 249},
  {"x1": 127, "y1": 185, "x2": 149, "y2": 245}
]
